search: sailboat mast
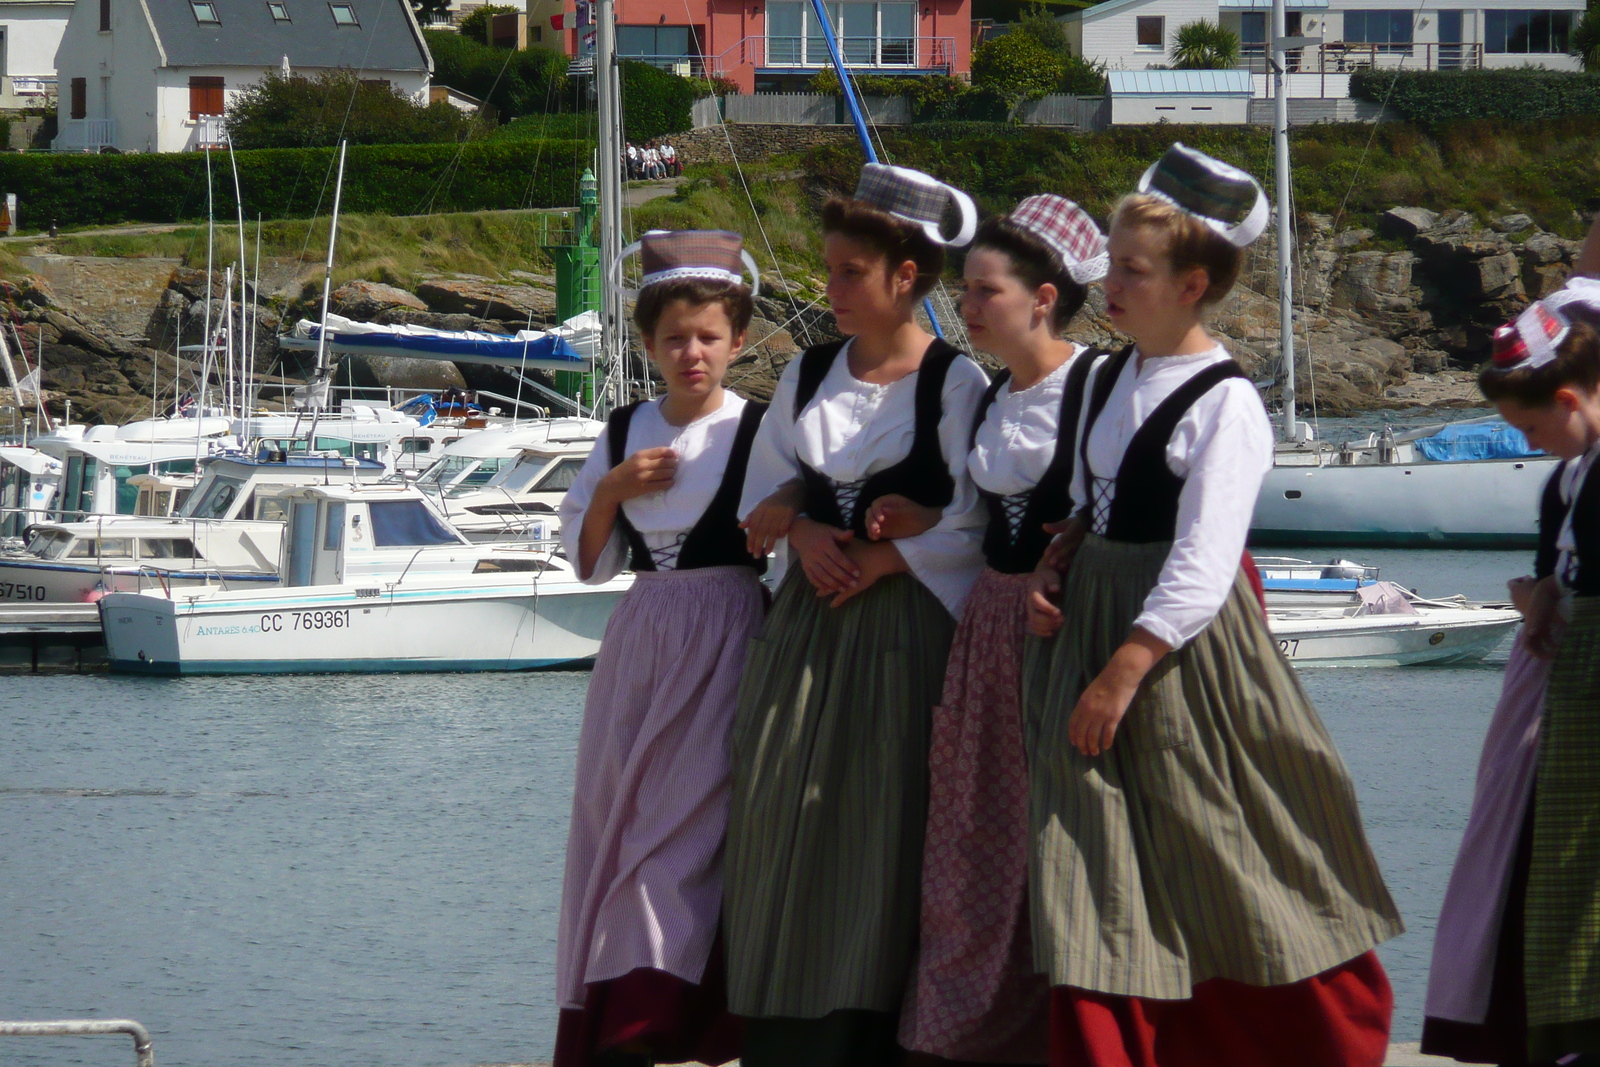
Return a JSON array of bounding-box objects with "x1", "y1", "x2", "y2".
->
[
  {"x1": 1273, "y1": 0, "x2": 1297, "y2": 442},
  {"x1": 313, "y1": 140, "x2": 349, "y2": 395},
  {"x1": 595, "y1": 0, "x2": 624, "y2": 414}
]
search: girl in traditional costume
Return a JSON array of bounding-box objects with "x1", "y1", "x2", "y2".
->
[
  {"x1": 724, "y1": 163, "x2": 989, "y2": 1066},
  {"x1": 1023, "y1": 143, "x2": 1403, "y2": 1067},
  {"x1": 899, "y1": 195, "x2": 1110, "y2": 1067},
  {"x1": 553, "y1": 230, "x2": 767, "y2": 1067},
  {"x1": 1423, "y1": 278, "x2": 1600, "y2": 1067}
]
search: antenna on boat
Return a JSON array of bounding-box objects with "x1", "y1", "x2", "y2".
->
[
  {"x1": 226, "y1": 132, "x2": 250, "y2": 420},
  {"x1": 1273, "y1": 0, "x2": 1301, "y2": 443},
  {"x1": 806, "y1": 0, "x2": 946, "y2": 340}
]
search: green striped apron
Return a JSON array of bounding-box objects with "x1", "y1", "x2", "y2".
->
[
  {"x1": 723, "y1": 569, "x2": 956, "y2": 1019},
  {"x1": 1022, "y1": 534, "x2": 1404, "y2": 1000},
  {"x1": 1526, "y1": 595, "x2": 1600, "y2": 1060}
]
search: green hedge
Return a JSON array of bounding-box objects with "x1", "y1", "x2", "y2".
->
[
  {"x1": 618, "y1": 60, "x2": 700, "y2": 142},
  {"x1": 0, "y1": 140, "x2": 589, "y2": 228},
  {"x1": 1351, "y1": 69, "x2": 1600, "y2": 124}
]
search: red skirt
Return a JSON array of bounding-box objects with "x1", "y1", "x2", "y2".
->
[
  {"x1": 1048, "y1": 952, "x2": 1392, "y2": 1067},
  {"x1": 553, "y1": 936, "x2": 742, "y2": 1067}
]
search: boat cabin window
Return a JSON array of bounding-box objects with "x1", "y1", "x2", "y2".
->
[
  {"x1": 400, "y1": 437, "x2": 433, "y2": 454},
  {"x1": 254, "y1": 495, "x2": 290, "y2": 522},
  {"x1": 183, "y1": 475, "x2": 245, "y2": 519},
  {"x1": 368, "y1": 500, "x2": 460, "y2": 547},
  {"x1": 27, "y1": 529, "x2": 72, "y2": 559},
  {"x1": 140, "y1": 537, "x2": 197, "y2": 559},
  {"x1": 66, "y1": 537, "x2": 133, "y2": 559},
  {"x1": 324, "y1": 503, "x2": 346, "y2": 550},
  {"x1": 533, "y1": 458, "x2": 586, "y2": 493},
  {"x1": 112, "y1": 465, "x2": 142, "y2": 514}
]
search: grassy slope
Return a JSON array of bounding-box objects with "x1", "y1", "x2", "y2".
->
[{"x1": 17, "y1": 118, "x2": 1600, "y2": 297}]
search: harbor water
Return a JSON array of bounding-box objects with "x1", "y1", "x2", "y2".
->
[{"x1": 0, "y1": 547, "x2": 1529, "y2": 1067}]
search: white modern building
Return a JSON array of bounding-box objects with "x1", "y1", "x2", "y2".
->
[
  {"x1": 0, "y1": 0, "x2": 71, "y2": 106},
  {"x1": 1063, "y1": 0, "x2": 1584, "y2": 95},
  {"x1": 53, "y1": 0, "x2": 433, "y2": 152}
]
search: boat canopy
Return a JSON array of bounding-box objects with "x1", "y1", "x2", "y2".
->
[
  {"x1": 281, "y1": 311, "x2": 600, "y2": 371},
  {"x1": 1414, "y1": 420, "x2": 1541, "y2": 462}
]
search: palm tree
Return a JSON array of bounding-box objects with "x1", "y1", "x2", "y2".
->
[
  {"x1": 1573, "y1": 6, "x2": 1600, "y2": 71},
  {"x1": 1172, "y1": 20, "x2": 1242, "y2": 69}
]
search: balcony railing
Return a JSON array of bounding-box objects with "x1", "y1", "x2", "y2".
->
[
  {"x1": 52, "y1": 118, "x2": 116, "y2": 152},
  {"x1": 1237, "y1": 40, "x2": 1484, "y2": 73},
  {"x1": 187, "y1": 115, "x2": 226, "y2": 150},
  {"x1": 723, "y1": 34, "x2": 955, "y2": 71}
]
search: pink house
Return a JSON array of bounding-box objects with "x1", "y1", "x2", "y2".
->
[{"x1": 547, "y1": 0, "x2": 971, "y2": 94}]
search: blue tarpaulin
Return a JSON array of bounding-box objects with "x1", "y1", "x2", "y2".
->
[{"x1": 1415, "y1": 420, "x2": 1541, "y2": 462}]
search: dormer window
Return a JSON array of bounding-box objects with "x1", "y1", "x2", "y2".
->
[
  {"x1": 329, "y1": 3, "x2": 357, "y2": 24},
  {"x1": 268, "y1": 1, "x2": 290, "y2": 19},
  {"x1": 191, "y1": 0, "x2": 219, "y2": 22}
]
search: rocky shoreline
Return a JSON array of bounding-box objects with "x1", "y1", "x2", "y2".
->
[{"x1": 0, "y1": 202, "x2": 1578, "y2": 427}]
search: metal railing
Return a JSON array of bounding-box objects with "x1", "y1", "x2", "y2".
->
[
  {"x1": 52, "y1": 118, "x2": 117, "y2": 152},
  {"x1": 187, "y1": 115, "x2": 225, "y2": 150},
  {"x1": 1237, "y1": 40, "x2": 1484, "y2": 73},
  {"x1": 0, "y1": 1019, "x2": 154, "y2": 1067}
]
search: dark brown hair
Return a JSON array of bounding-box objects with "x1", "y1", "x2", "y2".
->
[
  {"x1": 971, "y1": 215, "x2": 1090, "y2": 335},
  {"x1": 634, "y1": 277, "x2": 755, "y2": 338},
  {"x1": 1110, "y1": 193, "x2": 1243, "y2": 306},
  {"x1": 821, "y1": 197, "x2": 945, "y2": 300},
  {"x1": 1479, "y1": 320, "x2": 1600, "y2": 406}
]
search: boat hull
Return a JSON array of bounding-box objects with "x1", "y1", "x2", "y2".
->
[
  {"x1": 0, "y1": 559, "x2": 277, "y2": 604},
  {"x1": 1267, "y1": 608, "x2": 1520, "y2": 667},
  {"x1": 1252, "y1": 456, "x2": 1557, "y2": 548},
  {"x1": 99, "y1": 579, "x2": 627, "y2": 675}
]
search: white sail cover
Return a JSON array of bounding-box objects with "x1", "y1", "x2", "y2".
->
[{"x1": 282, "y1": 311, "x2": 600, "y2": 371}]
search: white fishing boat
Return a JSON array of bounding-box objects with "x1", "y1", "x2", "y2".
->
[
  {"x1": 1268, "y1": 601, "x2": 1521, "y2": 667},
  {"x1": 99, "y1": 483, "x2": 629, "y2": 674}
]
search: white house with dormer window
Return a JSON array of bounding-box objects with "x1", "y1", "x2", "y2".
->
[
  {"x1": 1061, "y1": 0, "x2": 1583, "y2": 98},
  {"x1": 53, "y1": 0, "x2": 432, "y2": 152}
]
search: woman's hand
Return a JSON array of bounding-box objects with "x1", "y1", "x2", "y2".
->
[
  {"x1": 1039, "y1": 517, "x2": 1086, "y2": 573},
  {"x1": 789, "y1": 516, "x2": 859, "y2": 595},
  {"x1": 827, "y1": 540, "x2": 908, "y2": 608},
  {"x1": 1026, "y1": 563, "x2": 1065, "y2": 638},
  {"x1": 1520, "y1": 575, "x2": 1563, "y2": 658},
  {"x1": 863, "y1": 494, "x2": 941, "y2": 541},
  {"x1": 1066, "y1": 629, "x2": 1171, "y2": 756},
  {"x1": 597, "y1": 446, "x2": 677, "y2": 502},
  {"x1": 741, "y1": 481, "x2": 803, "y2": 558},
  {"x1": 1508, "y1": 575, "x2": 1538, "y2": 617}
]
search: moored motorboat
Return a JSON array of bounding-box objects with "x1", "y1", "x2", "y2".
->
[
  {"x1": 1268, "y1": 603, "x2": 1521, "y2": 667},
  {"x1": 99, "y1": 482, "x2": 630, "y2": 674}
]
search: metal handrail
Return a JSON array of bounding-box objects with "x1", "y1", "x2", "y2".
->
[{"x1": 0, "y1": 1019, "x2": 154, "y2": 1067}]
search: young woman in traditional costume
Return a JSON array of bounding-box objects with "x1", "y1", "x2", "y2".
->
[
  {"x1": 553, "y1": 229, "x2": 767, "y2": 1067},
  {"x1": 898, "y1": 195, "x2": 1109, "y2": 1067},
  {"x1": 723, "y1": 163, "x2": 989, "y2": 1066},
  {"x1": 1022, "y1": 143, "x2": 1404, "y2": 1067},
  {"x1": 1422, "y1": 276, "x2": 1600, "y2": 1067}
]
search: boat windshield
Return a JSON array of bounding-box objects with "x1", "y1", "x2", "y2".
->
[
  {"x1": 182, "y1": 475, "x2": 245, "y2": 519},
  {"x1": 141, "y1": 538, "x2": 197, "y2": 559},
  {"x1": 367, "y1": 500, "x2": 461, "y2": 547},
  {"x1": 26, "y1": 529, "x2": 72, "y2": 559},
  {"x1": 66, "y1": 537, "x2": 133, "y2": 559},
  {"x1": 529, "y1": 458, "x2": 585, "y2": 493}
]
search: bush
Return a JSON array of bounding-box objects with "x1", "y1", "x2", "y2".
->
[
  {"x1": 1172, "y1": 19, "x2": 1239, "y2": 69},
  {"x1": 1015, "y1": 3, "x2": 1070, "y2": 53},
  {"x1": 1060, "y1": 52, "x2": 1108, "y2": 94},
  {"x1": 972, "y1": 32, "x2": 1066, "y2": 108},
  {"x1": 1571, "y1": 7, "x2": 1600, "y2": 71},
  {"x1": 1352, "y1": 68, "x2": 1600, "y2": 123},
  {"x1": 618, "y1": 60, "x2": 700, "y2": 140},
  {"x1": 0, "y1": 141, "x2": 589, "y2": 228},
  {"x1": 225, "y1": 71, "x2": 477, "y2": 148},
  {"x1": 456, "y1": 3, "x2": 518, "y2": 44},
  {"x1": 425, "y1": 30, "x2": 570, "y2": 119}
]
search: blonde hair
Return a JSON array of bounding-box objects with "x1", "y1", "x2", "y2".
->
[{"x1": 1110, "y1": 193, "x2": 1243, "y2": 306}]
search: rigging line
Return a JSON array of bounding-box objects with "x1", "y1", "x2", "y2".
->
[
  {"x1": 414, "y1": 32, "x2": 523, "y2": 215},
  {"x1": 1329, "y1": 6, "x2": 1423, "y2": 234}
]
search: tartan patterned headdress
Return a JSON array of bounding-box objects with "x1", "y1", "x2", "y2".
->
[
  {"x1": 1491, "y1": 276, "x2": 1600, "y2": 371},
  {"x1": 1138, "y1": 142, "x2": 1269, "y2": 249},
  {"x1": 1005, "y1": 195, "x2": 1108, "y2": 284},
  {"x1": 853, "y1": 163, "x2": 978, "y2": 248},
  {"x1": 616, "y1": 229, "x2": 760, "y2": 298}
]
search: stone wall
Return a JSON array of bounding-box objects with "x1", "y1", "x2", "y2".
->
[{"x1": 672, "y1": 124, "x2": 857, "y2": 166}]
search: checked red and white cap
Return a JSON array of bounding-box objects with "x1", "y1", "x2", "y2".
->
[{"x1": 1006, "y1": 195, "x2": 1108, "y2": 284}]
